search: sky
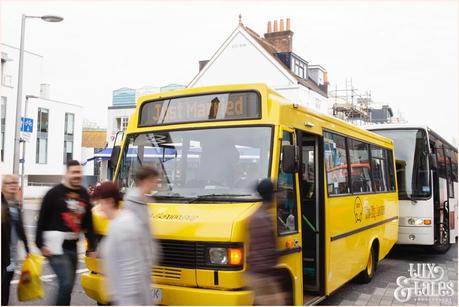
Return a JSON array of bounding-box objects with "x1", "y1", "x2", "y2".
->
[{"x1": 1, "y1": 0, "x2": 457, "y2": 143}]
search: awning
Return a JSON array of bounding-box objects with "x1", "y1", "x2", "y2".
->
[{"x1": 84, "y1": 146, "x2": 261, "y2": 165}]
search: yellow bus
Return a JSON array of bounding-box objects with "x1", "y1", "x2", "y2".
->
[{"x1": 81, "y1": 84, "x2": 399, "y2": 305}]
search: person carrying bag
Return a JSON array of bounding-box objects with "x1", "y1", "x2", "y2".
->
[{"x1": 17, "y1": 254, "x2": 45, "y2": 302}]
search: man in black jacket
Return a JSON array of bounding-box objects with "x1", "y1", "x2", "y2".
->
[
  {"x1": 35, "y1": 160, "x2": 96, "y2": 305},
  {"x1": 2, "y1": 175, "x2": 30, "y2": 306}
]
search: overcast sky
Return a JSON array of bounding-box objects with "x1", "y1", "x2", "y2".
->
[{"x1": 1, "y1": 0, "x2": 457, "y2": 143}]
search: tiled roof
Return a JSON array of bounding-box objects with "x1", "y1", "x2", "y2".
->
[{"x1": 242, "y1": 25, "x2": 327, "y2": 98}]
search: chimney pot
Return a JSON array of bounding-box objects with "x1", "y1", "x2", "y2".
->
[
  {"x1": 286, "y1": 18, "x2": 291, "y2": 30},
  {"x1": 273, "y1": 20, "x2": 278, "y2": 32},
  {"x1": 280, "y1": 19, "x2": 284, "y2": 31},
  {"x1": 267, "y1": 21, "x2": 272, "y2": 33}
]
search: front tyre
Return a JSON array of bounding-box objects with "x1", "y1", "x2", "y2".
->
[{"x1": 355, "y1": 244, "x2": 377, "y2": 283}]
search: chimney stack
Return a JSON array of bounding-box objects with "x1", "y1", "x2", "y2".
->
[{"x1": 264, "y1": 18, "x2": 294, "y2": 53}]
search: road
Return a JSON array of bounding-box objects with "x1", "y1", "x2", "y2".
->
[{"x1": 7, "y1": 201, "x2": 458, "y2": 305}]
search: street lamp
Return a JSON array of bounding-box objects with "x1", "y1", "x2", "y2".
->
[
  {"x1": 19, "y1": 94, "x2": 39, "y2": 205},
  {"x1": 12, "y1": 14, "x2": 63, "y2": 177}
]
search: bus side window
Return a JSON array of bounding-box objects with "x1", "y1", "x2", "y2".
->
[
  {"x1": 452, "y1": 151, "x2": 458, "y2": 183},
  {"x1": 324, "y1": 132, "x2": 350, "y2": 195},
  {"x1": 446, "y1": 149, "x2": 455, "y2": 198},
  {"x1": 277, "y1": 131, "x2": 298, "y2": 234},
  {"x1": 370, "y1": 145, "x2": 388, "y2": 192},
  {"x1": 349, "y1": 139, "x2": 373, "y2": 193},
  {"x1": 386, "y1": 149, "x2": 397, "y2": 192}
]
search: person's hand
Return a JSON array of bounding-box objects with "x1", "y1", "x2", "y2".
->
[{"x1": 41, "y1": 247, "x2": 51, "y2": 257}]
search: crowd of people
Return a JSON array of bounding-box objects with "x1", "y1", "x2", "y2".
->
[{"x1": 1, "y1": 159, "x2": 284, "y2": 306}]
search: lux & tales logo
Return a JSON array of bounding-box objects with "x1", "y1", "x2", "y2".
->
[{"x1": 394, "y1": 263, "x2": 455, "y2": 303}]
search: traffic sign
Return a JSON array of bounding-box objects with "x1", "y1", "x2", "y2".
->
[
  {"x1": 20, "y1": 117, "x2": 33, "y2": 133},
  {"x1": 20, "y1": 132, "x2": 31, "y2": 142}
]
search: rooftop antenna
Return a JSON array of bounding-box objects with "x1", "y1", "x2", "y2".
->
[{"x1": 238, "y1": 13, "x2": 242, "y2": 25}]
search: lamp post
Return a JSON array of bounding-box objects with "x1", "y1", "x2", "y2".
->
[
  {"x1": 12, "y1": 14, "x2": 63, "y2": 177},
  {"x1": 19, "y1": 94, "x2": 39, "y2": 205}
]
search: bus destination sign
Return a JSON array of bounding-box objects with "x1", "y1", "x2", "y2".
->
[{"x1": 138, "y1": 91, "x2": 260, "y2": 126}]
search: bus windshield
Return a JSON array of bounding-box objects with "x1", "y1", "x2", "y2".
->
[
  {"x1": 371, "y1": 129, "x2": 430, "y2": 200},
  {"x1": 116, "y1": 126, "x2": 272, "y2": 201}
]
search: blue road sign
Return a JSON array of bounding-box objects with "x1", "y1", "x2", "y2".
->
[{"x1": 20, "y1": 117, "x2": 33, "y2": 133}]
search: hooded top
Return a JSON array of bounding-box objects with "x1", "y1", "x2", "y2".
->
[{"x1": 101, "y1": 188, "x2": 161, "y2": 305}]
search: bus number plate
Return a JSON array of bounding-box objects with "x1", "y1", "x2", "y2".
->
[{"x1": 152, "y1": 287, "x2": 162, "y2": 304}]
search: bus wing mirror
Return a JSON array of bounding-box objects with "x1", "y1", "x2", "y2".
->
[
  {"x1": 110, "y1": 131, "x2": 124, "y2": 170},
  {"x1": 282, "y1": 145, "x2": 299, "y2": 173},
  {"x1": 429, "y1": 153, "x2": 438, "y2": 170},
  {"x1": 110, "y1": 145, "x2": 121, "y2": 168}
]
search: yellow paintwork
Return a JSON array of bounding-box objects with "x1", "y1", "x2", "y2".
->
[{"x1": 82, "y1": 83, "x2": 398, "y2": 305}]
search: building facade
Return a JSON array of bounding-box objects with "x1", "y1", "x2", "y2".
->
[
  {"x1": 1, "y1": 43, "x2": 83, "y2": 198},
  {"x1": 98, "y1": 84, "x2": 185, "y2": 180},
  {"x1": 81, "y1": 121, "x2": 107, "y2": 184},
  {"x1": 188, "y1": 19, "x2": 332, "y2": 114}
]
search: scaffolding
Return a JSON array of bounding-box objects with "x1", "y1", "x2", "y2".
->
[{"x1": 330, "y1": 79, "x2": 372, "y2": 125}]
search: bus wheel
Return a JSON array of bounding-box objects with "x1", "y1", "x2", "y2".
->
[{"x1": 355, "y1": 244, "x2": 377, "y2": 284}]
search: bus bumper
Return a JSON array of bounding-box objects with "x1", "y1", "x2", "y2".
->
[
  {"x1": 81, "y1": 272, "x2": 253, "y2": 305},
  {"x1": 397, "y1": 226, "x2": 434, "y2": 245}
]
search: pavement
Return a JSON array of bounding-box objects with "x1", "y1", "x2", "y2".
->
[
  {"x1": 319, "y1": 244, "x2": 458, "y2": 306},
  {"x1": 5, "y1": 199, "x2": 459, "y2": 306}
]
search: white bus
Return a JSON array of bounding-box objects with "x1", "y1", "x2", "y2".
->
[{"x1": 366, "y1": 124, "x2": 458, "y2": 253}]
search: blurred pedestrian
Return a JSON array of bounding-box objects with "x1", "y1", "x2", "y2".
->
[
  {"x1": 1, "y1": 175, "x2": 30, "y2": 305},
  {"x1": 35, "y1": 160, "x2": 97, "y2": 305},
  {"x1": 94, "y1": 167, "x2": 161, "y2": 305},
  {"x1": 87, "y1": 185, "x2": 95, "y2": 197},
  {"x1": 245, "y1": 178, "x2": 285, "y2": 305}
]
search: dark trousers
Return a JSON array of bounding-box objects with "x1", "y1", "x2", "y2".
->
[
  {"x1": 48, "y1": 249, "x2": 78, "y2": 306},
  {"x1": 1, "y1": 269, "x2": 15, "y2": 305}
]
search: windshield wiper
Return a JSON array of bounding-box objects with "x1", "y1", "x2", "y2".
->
[
  {"x1": 152, "y1": 193, "x2": 193, "y2": 201},
  {"x1": 189, "y1": 193, "x2": 259, "y2": 203}
]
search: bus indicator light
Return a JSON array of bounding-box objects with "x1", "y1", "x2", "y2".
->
[
  {"x1": 423, "y1": 219, "x2": 431, "y2": 225},
  {"x1": 228, "y1": 248, "x2": 242, "y2": 266}
]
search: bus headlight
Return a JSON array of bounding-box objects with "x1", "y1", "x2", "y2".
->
[
  {"x1": 408, "y1": 218, "x2": 426, "y2": 226},
  {"x1": 208, "y1": 246, "x2": 243, "y2": 266},
  {"x1": 209, "y1": 248, "x2": 228, "y2": 264}
]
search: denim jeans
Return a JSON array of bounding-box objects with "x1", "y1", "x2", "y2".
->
[{"x1": 48, "y1": 249, "x2": 78, "y2": 306}]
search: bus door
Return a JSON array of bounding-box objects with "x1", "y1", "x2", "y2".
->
[
  {"x1": 445, "y1": 148, "x2": 458, "y2": 243},
  {"x1": 297, "y1": 131, "x2": 324, "y2": 295},
  {"x1": 430, "y1": 141, "x2": 450, "y2": 250}
]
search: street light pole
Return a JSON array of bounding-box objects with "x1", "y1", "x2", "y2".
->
[
  {"x1": 12, "y1": 14, "x2": 63, "y2": 177},
  {"x1": 12, "y1": 14, "x2": 27, "y2": 175},
  {"x1": 20, "y1": 94, "x2": 39, "y2": 205}
]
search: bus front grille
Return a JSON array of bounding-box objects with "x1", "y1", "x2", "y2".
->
[{"x1": 159, "y1": 240, "x2": 206, "y2": 269}]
